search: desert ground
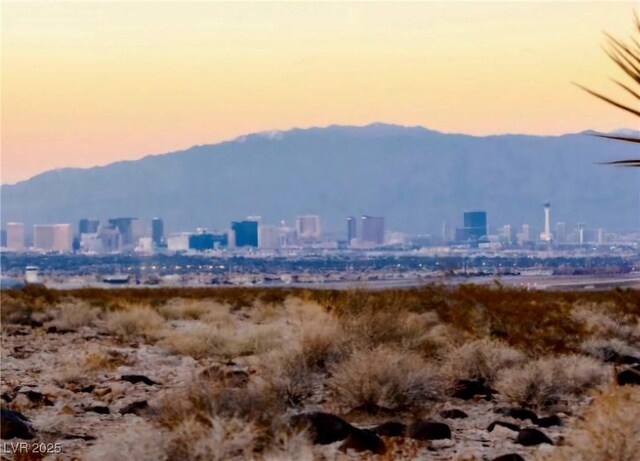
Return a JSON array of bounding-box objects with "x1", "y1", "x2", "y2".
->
[{"x1": 1, "y1": 285, "x2": 639, "y2": 461}]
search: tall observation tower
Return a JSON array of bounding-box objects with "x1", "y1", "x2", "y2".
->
[{"x1": 539, "y1": 202, "x2": 552, "y2": 243}]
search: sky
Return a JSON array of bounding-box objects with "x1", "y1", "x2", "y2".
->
[{"x1": 2, "y1": 1, "x2": 638, "y2": 185}]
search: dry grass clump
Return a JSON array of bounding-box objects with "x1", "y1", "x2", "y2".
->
[
  {"x1": 104, "y1": 305, "x2": 164, "y2": 340},
  {"x1": 329, "y1": 346, "x2": 442, "y2": 412},
  {"x1": 538, "y1": 386, "x2": 640, "y2": 461},
  {"x1": 159, "y1": 298, "x2": 219, "y2": 320},
  {"x1": 160, "y1": 323, "x2": 279, "y2": 359},
  {"x1": 495, "y1": 354, "x2": 608, "y2": 408},
  {"x1": 82, "y1": 348, "x2": 132, "y2": 371},
  {"x1": 50, "y1": 300, "x2": 98, "y2": 329},
  {"x1": 441, "y1": 338, "x2": 525, "y2": 385},
  {"x1": 572, "y1": 302, "x2": 640, "y2": 344},
  {"x1": 580, "y1": 337, "x2": 639, "y2": 362}
]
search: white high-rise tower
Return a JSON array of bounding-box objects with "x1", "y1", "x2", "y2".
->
[{"x1": 540, "y1": 202, "x2": 552, "y2": 242}]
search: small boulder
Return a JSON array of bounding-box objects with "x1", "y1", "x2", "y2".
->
[
  {"x1": 86, "y1": 406, "x2": 110, "y2": 415},
  {"x1": 492, "y1": 455, "x2": 526, "y2": 461},
  {"x1": 487, "y1": 421, "x2": 520, "y2": 433},
  {"x1": 291, "y1": 412, "x2": 354, "y2": 445},
  {"x1": 23, "y1": 390, "x2": 54, "y2": 407},
  {"x1": 496, "y1": 407, "x2": 538, "y2": 422},
  {"x1": 339, "y1": 428, "x2": 386, "y2": 455},
  {"x1": 439, "y1": 409, "x2": 468, "y2": 419},
  {"x1": 407, "y1": 420, "x2": 451, "y2": 441},
  {"x1": 536, "y1": 415, "x2": 562, "y2": 428},
  {"x1": 120, "y1": 375, "x2": 158, "y2": 386},
  {"x1": 119, "y1": 400, "x2": 149, "y2": 415},
  {"x1": 515, "y1": 428, "x2": 553, "y2": 446},
  {"x1": 1, "y1": 409, "x2": 35, "y2": 440},
  {"x1": 617, "y1": 368, "x2": 640, "y2": 386},
  {"x1": 373, "y1": 421, "x2": 406, "y2": 437},
  {"x1": 452, "y1": 379, "x2": 494, "y2": 400}
]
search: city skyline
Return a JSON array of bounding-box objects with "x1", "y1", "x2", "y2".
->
[{"x1": 2, "y1": 1, "x2": 637, "y2": 184}]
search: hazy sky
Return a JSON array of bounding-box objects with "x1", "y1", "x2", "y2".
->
[{"x1": 2, "y1": 1, "x2": 637, "y2": 185}]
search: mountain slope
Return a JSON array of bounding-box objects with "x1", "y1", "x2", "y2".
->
[{"x1": 1, "y1": 123, "x2": 638, "y2": 234}]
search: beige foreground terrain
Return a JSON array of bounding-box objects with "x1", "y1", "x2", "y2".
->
[{"x1": 1, "y1": 285, "x2": 639, "y2": 461}]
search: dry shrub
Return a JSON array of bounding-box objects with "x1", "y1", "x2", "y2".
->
[
  {"x1": 85, "y1": 420, "x2": 168, "y2": 461},
  {"x1": 329, "y1": 346, "x2": 442, "y2": 411},
  {"x1": 104, "y1": 305, "x2": 164, "y2": 340},
  {"x1": 441, "y1": 338, "x2": 525, "y2": 385},
  {"x1": 82, "y1": 348, "x2": 132, "y2": 371},
  {"x1": 580, "y1": 337, "x2": 639, "y2": 362},
  {"x1": 495, "y1": 354, "x2": 608, "y2": 408},
  {"x1": 538, "y1": 386, "x2": 640, "y2": 461},
  {"x1": 572, "y1": 302, "x2": 639, "y2": 343},
  {"x1": 51, "y1": 300, "x2": 98, "y2": 329},
  {"x1": 159, "y1": 299, "x2": 217, "y2": 320},
  {"x1": 161, "y1": 323, "x2": 279, "y2": 359}
]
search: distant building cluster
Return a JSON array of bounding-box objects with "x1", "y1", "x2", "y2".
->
[{"x1": 0, "y1": 202, "x2": 627, "y2": 255}]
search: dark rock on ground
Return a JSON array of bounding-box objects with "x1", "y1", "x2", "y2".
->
[
  {"x1": 339, "y1": 428, "x2": 386, "y2": 455},
  {"x1": 407, "y1": 420, "x2": 451, "y2": 441},
  {"x1": 492, "y1": 454, "x2": 526, "y2": 461},
  {"x1": 439, "y1": 409, "x2": 468, "y2": 419},
  {"x1": 536, "y1": 415, "x2": 562, "y2": 428},
  {"x1": 119, "y1": 400, "x2": 149, "y2": 415},
  {"x1": 515, "y1": 428, "x2": 553, "y2": 446},
  {"x1": 291, "y1": 412, "x2": 354, "y2": 445},
  {"x1": 120, "y1": 375, "x2": 158, "y2": 386},
  {"x1": 487, "y1": 421, "x2": 521, "y2": 433},
  {"x1": 86, "y1": 406, "x2": 110, "y2": 415},
  {"x1": 373, "y1": 421, "x2": 406, "y2": 437},
  {"x1": 79, "y1": 385, "x2": 96, "y2": 393},
  {"x1": 496, "y1": 407, "x2": 538, "y2": 422},
  {"x1": 23, "y1": 390, "x2": 54, "y2": 406},
  {"x1": 617, "y1": 368, "x2": 640, "y2": 386},
  {"x1": 1, "y1": 393, "x2": 14, "y2": 403},
  {"x1": 46, "y1": 326, "x2": 75, "y2": 334},
  {"x1": 1, "y1": 409, "x2": 36, "y2": 440},
  {"x1": 452, "y1": 379, "x2": 495, "y2": 400}
]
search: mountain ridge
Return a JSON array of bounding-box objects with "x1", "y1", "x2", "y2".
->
[{"x1": 2, "y1": 123, "x2": 638, "y2": 234}]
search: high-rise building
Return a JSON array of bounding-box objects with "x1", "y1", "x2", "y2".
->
[
  {"x1": 463, "y1": 211, "x2": 488, "y2": 241},
  {"x1": 296, "y1": 215, "x2": 321, "y2": 241},
  {"x1": 500, "y1": 224, "x2": 515, "y2": 245},
  {"x1": 258, "y1": 225, "x2": 280, "y2": 250},
  {"x1": 361, "y1": 215, "x2": 385, "y2": 245},
  {"x1": 347, "y1": 217, "x2": 357, "y2": 244},
  {"x1": 518, "y1": 224, "x2": 531, "y2": 245},
  {"x1": 78, "y1": 218, "x2": 99, "y2": 235},
  {"x1": 0, "y1": 229, "x2": 6, "y2": 248},
  {"x1": 555, "y1": 222, "x2": 567, "y2": 243},
  {"x1": 189, "y1": 232, "x2": 228, "y2": 251},
  {"x1": 5, "y1": 223, "x2": 24, "y2": 251},
  {"x1": 33, "y1": 224, "x2": 72, "y2": 252},
  {"x1": 231, "y1": 220, "x2": 259, "y2": 247},
  {"x1": 152, "y1": 218, "x2": 164, "y2": 246},
  {"x1": 539, "y1": 203, "x2": 552, "y2": 242},
  {"x1": 108, "y1": 217, "x2": 139, "y2": 247}
]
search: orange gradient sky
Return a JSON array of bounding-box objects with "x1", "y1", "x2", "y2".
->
[{"x1": 2, "y1": 1, "x2": 638, "y2": 185}]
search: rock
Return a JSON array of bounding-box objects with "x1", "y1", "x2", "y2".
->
[
  {"x1": 617, "y1": 368, "x2": 640, "y2": 386},
  {"x1": 492, "y1": 455, "x2": 526, "y2": 461},
  {"x1": 536, "y1": 415, "x2": 562, "y2": 428},
  {"x1": 120, "y1": 375, "x2": 158, "y2": 386},
  {"x1": 291, "y1": 412, "x2": 354, "y2": 445},
  {"x1": 373, "y1": 421, "x2": 406, "y2": 437},
  {"x1": 515, "y1": 428, "x2": 553, "y2": 446},
  {"x1": 452, "y1": 379, "x2": 494, "y2": 400},
  {"x1": 487, "y1": 421, "x2": 521, "y2": 433},
  {"x1": 339, "y1": 428, "x2": 386, "y2": 455},
  {"x1": 407, "y1": 420, "x2": 451, "y2": 441},
  {"x1": 23, "y1": 390, "x2": 54, "y2": 407},
  {"x1": 439, "y1": 409, "x2": 468, "y2": 419},
  {"x1": 119, "y1": 400, "x2": 149, "y2": 415},
  {"x1": 496, "y1": 407, "x2": 538, "y2": 422},
  {"x1": 79, "y1": 385, "x2": 96, "y2": 393},
  {"x1": 1, "y1": 393, "x2": 14, "y2": 403},
  {"x1": 1, "y1": 409, "x2": 35, "y2": 440},
  {"x1": 86, "y1": 406, "x2": 110, "y2": 415}
]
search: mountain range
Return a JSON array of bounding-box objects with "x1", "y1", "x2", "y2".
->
[{"x1": 1, "y1": 123, "x2": 639, "y2": 235}]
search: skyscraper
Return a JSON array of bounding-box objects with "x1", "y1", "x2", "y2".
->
[
  {"x1": 5, "y1": 223, "x2": 24, "y2": 251},
  {"x1": 79, "y1": 218, "x2": 99, "y2": 235},
  {"x1": 33, "y1": 224, "x2": 72, "y2": 252},
  {"x1": 463, "y1": 211, "x2": 488, "y2": 240},
  {"x1": 555, "y1": 222, "x2": 567, "y2": 243},
  {"x1": 152, "y1": 217, "x2": 164, "y2": 246},
  {"x1": 258, "y1": 225, "x2": 280, "y2": 250},
  {"x1": 108, "y1": 217, "x2": 139, "y2": 247},
  {"x1": 231, "y1": 220, "x2": 259, "y2": 247},
  {"x1": 296, "y1": 215, "x2": 321, "y2": 241},
  {"x1": 347, "y1": 216, "x2": 357, "y2": 244},
  {"x1": 361, "y1": 215, "x2": 385, "y2": 245}
]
